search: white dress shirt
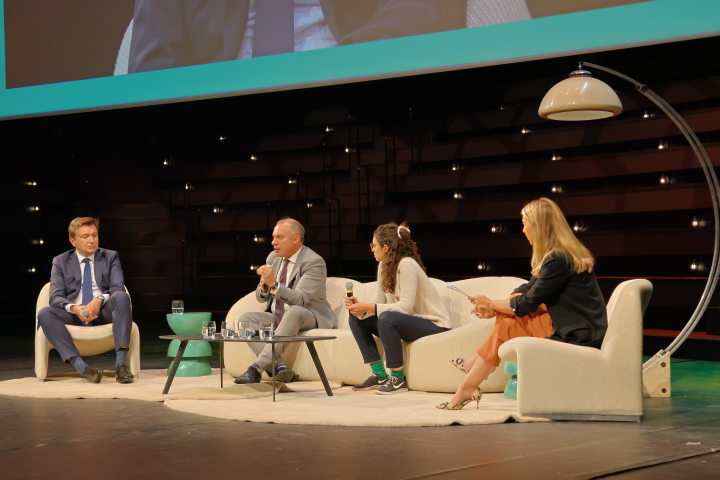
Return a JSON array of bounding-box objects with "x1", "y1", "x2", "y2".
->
[{"x1": 65, "y1": 251, "x2": 110, "y2": 312}]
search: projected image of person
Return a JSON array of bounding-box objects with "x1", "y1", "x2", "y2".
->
[
  {"x1": 437, "y1": 198, "x2": 608, "y2": 410},
  {"x1": 127, "y1": 0, "x2": 468, "y2": 73},
  {"x1": 345, "y1": 222, "x2": 451, "y2": 395}
]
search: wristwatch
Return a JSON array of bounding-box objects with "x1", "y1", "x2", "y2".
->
[{"x1": 273, "y1": 281, "x2": 280, "y2": 290}]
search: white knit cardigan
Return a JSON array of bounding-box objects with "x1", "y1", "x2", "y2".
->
[{"x1": 363, "y1": 257, "x2": 452, "y2": 329}]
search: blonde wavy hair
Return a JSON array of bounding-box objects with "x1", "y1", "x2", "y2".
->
[{"x1": 521, "y1": 198, "x2": 595, "y2": 276}]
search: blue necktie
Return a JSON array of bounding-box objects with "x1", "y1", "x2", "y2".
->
[{"x1": 82, "y1": 258, "x2": 94, "y2": 306}]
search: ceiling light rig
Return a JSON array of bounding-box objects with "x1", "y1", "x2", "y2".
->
[
  {"x1": 692, "y1": 216, "x2": 699, "y2": 228},
  {"x1": 658, "y1": 139, "x2": 668, "y2": 150},
  {"x1": 490, "y1": 223, "x2": 502, "y2": 233},
  {"x1": 477, "y1": 261, "x2": 486, "y2": 271},
  {"x1": 659, "y1": 174, "x2": 669, "y2": 185},
  {"x1": 250, "y1": 154, "x2": 257, "y2": 161}
]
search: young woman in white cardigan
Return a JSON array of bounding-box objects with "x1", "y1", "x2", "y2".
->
[{"x1": 344, "y1": 222, "x2": 451, "y2": 394}]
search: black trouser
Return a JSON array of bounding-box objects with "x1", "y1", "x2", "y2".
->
[{"x1": 349, "y1": 311, "x2": 448, "y2": 369}]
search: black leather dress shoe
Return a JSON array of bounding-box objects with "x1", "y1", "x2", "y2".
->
[
  {"x1": 115, "y1": 364, "x2": 135, "y2": 384},
  {"x1": 234, "y1": 366, "x2": 261, "y2": 384},
  {"x1": 82, "y1": 368, "x2": 103, "y2": 384},
  {"x1": 275, "y1": 365, "x2": 299, "y2": 383}
]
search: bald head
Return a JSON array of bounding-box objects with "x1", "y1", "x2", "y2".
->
[{"x1": 272, "y1": 218, "x2": 305, "y2": 258}]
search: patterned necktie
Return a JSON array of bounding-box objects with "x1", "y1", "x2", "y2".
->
[
  {"x1": 273, "y1": 258, "x2": 290, "y2": 328},
  {"x1": 253, "y1": 0, "x2": 295, "y2": 57},
  {"x1": 82, "y1": 258, "x2": 94, "y2": 306}
]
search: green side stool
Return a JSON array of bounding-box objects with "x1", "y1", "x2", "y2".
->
[
  {"x1": 166, "y1": 312, "x2": 213, "y2": 377},
  {"x1": 503, "y1": 361, "x2": 518, "y2": 399}
]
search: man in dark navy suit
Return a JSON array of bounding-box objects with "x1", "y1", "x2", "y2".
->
[{"x1": 37, "y1": 217, "x2": 134, "y2": 384}]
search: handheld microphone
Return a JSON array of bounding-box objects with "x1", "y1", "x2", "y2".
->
[
  {"x1": 81, "y1": 309, "x2": 90, "y2": 318},
  {"x1": 346, "y1": 281, "x2": 354, "y2": 298}
]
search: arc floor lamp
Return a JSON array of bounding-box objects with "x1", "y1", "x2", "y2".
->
[{"x1": 539, "y1": 62, "x2": 720, "y2": 397}]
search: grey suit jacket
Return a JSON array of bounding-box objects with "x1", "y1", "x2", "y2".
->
[
  {"x1": 48, "y1": 248, "x2": 126, "y2": 311},
  {"x1": 255, "y1": 245, "x2": 337, "y2": 330}
]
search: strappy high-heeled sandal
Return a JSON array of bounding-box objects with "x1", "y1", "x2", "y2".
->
[
  {"x1": 450, "y1": 358, "x2": 469, "y2": 374},
  {"x1": 435, "y1": 388, "x2": 482, "y2": 410}
]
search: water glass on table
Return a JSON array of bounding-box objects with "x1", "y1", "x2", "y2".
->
[
  {"x1": 240, "y1": 321, "x2": 253, "y2": 340},
  {"x1": 221, "y1": 321, "x2": 234, "y2": 339},
  {"x1": 202, "y1": 320, "x2": 216, "y2": 338},
  {"x1": 259, "y1": 321, "x2": 273, "y2": 340},
  {"x1": 171, "y1": 300, "x2": 184, "y2": 315}
]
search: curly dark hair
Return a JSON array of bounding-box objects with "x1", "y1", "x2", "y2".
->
[{"x1": 374, "y1": 221, "x2": 426, "y2": 294}]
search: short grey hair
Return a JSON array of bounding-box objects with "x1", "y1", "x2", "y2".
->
[{"x1": 276, "y1": 218, "x2": 305, "y2": 243}]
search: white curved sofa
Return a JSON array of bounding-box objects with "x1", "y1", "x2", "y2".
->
[{"x1": 223, "y1": 276, "x2": 527, "y2": 393}]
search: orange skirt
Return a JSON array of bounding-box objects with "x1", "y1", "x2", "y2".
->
[{"x1": 476, "y1": 294, "x2": 554, "y2": 367}]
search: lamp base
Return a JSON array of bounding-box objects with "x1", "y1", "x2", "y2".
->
[{"x1": 642, "y1": 351, "x2": 671, "y2": 397}]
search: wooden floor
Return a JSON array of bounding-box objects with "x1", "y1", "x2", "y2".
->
[{"x1": 2, "y1": 320, "x2": 719, "y2": 480}]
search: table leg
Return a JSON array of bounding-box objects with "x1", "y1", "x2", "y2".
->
[
  {"x1": 306, "y1": 341, "x2": 333, "y2": 397},
  {"x1": 163, "y1": 340, "x2": 188, "y2": 395},
  {"x1": 220, "y1": 342, "x2": 224, "y2": 389},
  {"x1": 272, "y1": 343, "x2": 276, "y2": 403}
]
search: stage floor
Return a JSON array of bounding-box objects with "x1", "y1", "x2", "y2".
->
[{"x1": 2, "y1": 321, "x2": 719, "y2": 479}]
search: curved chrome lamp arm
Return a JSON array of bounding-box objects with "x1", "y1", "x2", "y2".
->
[{"x1": 580, "y1": 62, "x2": 720, "y2": 369}]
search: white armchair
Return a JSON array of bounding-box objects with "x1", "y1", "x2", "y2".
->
[
  {"x1": 35, "y1": 283, "x2": 141, "y2": 381},
  {"x1": 498, "y1": 279, "x2": 653, "y2": 421}
]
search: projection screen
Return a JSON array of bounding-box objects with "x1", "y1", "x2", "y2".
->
[{"x1": 1, "y1": 0, "x2": 719, "y2": 120}]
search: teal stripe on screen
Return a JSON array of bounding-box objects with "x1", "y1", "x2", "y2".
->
[{"x1": 1, "y1": 0, "x2": 719, "y2": 119}]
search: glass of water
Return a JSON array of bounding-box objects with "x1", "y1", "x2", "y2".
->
[
  {"x1": 171, "y1": 300, "x2": 184, "y2": 315},
  {"x1": 202, "y1": 320, "x2": 216, "y2": 338},
  {"x1": 240, "y1": 321, "x2": 252, "y2": 340},
  {"x1": 221, "y1": 321, "x2": 234, "y2": 339},
  {"x1": 259, "y1": 320, "x2": 273, "y2": 340}
]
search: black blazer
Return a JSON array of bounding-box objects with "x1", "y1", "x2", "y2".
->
[{"x1": 510, "y1": 251, "x2": 608, "y2": 349}]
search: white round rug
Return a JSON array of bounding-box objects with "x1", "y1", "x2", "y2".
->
[{"x1": 165, "y1": 387, "x2": 549, "y2": 427}]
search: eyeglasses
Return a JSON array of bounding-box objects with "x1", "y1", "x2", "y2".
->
[{"x1": 370, "y1": 243, "x2": 378, "y2": 251}]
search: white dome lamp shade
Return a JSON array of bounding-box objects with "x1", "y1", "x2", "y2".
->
[{"x1": 538, "y1": 70, "x2": 623, "y2": 121}]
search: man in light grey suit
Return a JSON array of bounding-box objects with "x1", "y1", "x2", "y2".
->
[
  {"x1": 37, "y1": 217, "x2": 135, "y2": 384},
  {"x1": 235, "y1": 218, "x2": 336, "y2": 384}
]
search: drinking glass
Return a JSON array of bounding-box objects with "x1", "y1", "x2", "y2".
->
[
  {"x1": 171, "y1": 300, "x2": 184, "y2": 315},
  {"x1": 202, "y1": 320, "x2": 216, "y2": 338},
  {"x1": 259, "y1": 320, "x2": 273, "y2": 340},
  {"x1": 221, "y1": 321, "x2": 234, "y2": 339},
  {"x1": 240, "y1": 321, "x2": 252, "y2": 340}
]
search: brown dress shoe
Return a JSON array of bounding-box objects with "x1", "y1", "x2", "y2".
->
[{"x1": 115, "y1": 364, "x2": 135, "y2": 384}]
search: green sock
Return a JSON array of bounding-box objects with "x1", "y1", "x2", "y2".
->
[
  {"x1": 370, "y1": 361, "x2": 387, "y2": 378},
  {"x1": 391, "y1": 368, "x2": 405, "y2": 380}
]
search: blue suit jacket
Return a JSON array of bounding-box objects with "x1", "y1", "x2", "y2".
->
[{"x1": 48, "y1": 248, "x2": 126, "y2": 311}]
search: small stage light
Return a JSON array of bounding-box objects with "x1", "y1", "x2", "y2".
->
[
  {"x1": 521, "y1": 127, "x2": 527, "y2": 134},
  {"x1": 453, "y1": 191, "x2": 463, "y2": 199},
  {"x1": 452, "y1": 163, "x2": 459, "y2": 171},
  {"x1": 658, "y1": 140, "x2": 668, "y2": 150},
  {"x1": 219, "y1": 136, "x2": 226, "y2": 140},
  {"x1": 692, "y1": 216, "x2": 699, "y2": 227},
  {"x1": 491, "y1": 223, "x2": 502, "y2": 233},
  {"x1": 39, "y1": 238, "x2": 44, "y2": 245},
  {"x1": 345, "y1": 146, "x2": 349, "y2": 153},
  {"x1": 643, "y1": 111, "x2": 649, "y2": 118},
  {"x1": 691, "y1": 259, "x2": 698, "y2": 271},
  {"x1": 250, "y1": 155, "x2": 257, "y2": 161},
  {"x1": 34, "y1": 206, "x2": 39, "y2": 211},
  {"x1": 254, "y1": 234, "x2": 258, "y2": 242},
  {"x1": 477, "y1": 261, "x2": 486, "y2": 271},
  {"x1": 659, "y1": 174, "x2": 669, "y2": 185},
  {"x1": 551, "y1": 184, "x2": 558, "y2": 193},
  {"x1": 213, "y1": 207, "x2": 219, "y2": 213}
]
